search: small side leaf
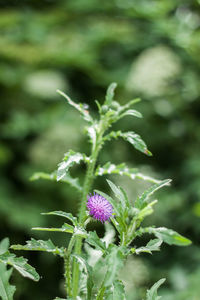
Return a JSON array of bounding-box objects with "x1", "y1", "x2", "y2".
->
[
  {"x1": 41, "y1": 211, "x2": 78, "y2": 226},
  {"x1": 32, "y1": 223, "x2": 74, "y2": 234},
  {"x1": 106, "y1": 280, "x2": 126, "y2": 300},
  {"x1": 118, "y1": 109, "x2": 142, "y2": 119},
  {"x1": 148, "y1": 227, "x2": 192, "y2": 246},
  {"x1": 103, "y1": 131, "x2": 152, "y2": 156},
  {"x1": 30, "y1": 171, "x2": 82, "y2": 192},
  {"x1": 0, "y1": 263, "x2": 15, "y2": 300},
  {"x1": 104, "y1": 245, "x2": 124, "y2": 287},
  {"x1": 95, "y1": 162, "x2": 160, "y2": 184},
  {"x1": 86, "y1": 231, "x2": 106, "y2": 252},
  {"x1": 0, "y1": 252, "x2": 39, "y2": 281},
  {"x1": 11, "y1": 238, "x2": 65, "y2": 257},
  {"x1": 0, "y1": 238, "x2": 10, "y2": 255},
  {"x1": 107, "y1": 179, "x2": 127, "y2": 209},
  {"x1": 104, "y1": 83, "x2": 117, "y2": 106},
  {"x1": 57, "y1": 90, "x2": 93, "y2": 122},
  {"x1": 57, "y1": 150, "x2": 90, "y2": 181},
  {"x1": 135, "y1": 239, "x2": 162, "y2": 255},
  {"x1": 146, "y1": 278, "x2": 166, "y2": 300},
  {"x1": 121, "y1": 131, "x2": 152, "y2": 156},
  {"x1": 135, "y1": 179, "x2": 172, "y2": 209}
]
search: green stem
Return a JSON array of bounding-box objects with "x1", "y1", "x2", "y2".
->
[
  {"x1": 71, "y1": 119, "x2": 108, "y2": 299},
  {"x1": 64, "y1": 236, "x2": 76, "y2": 297}
]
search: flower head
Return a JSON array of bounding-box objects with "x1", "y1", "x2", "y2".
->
[{"x1": 87, "y1": 192, "x2": 113, "y2": 223}]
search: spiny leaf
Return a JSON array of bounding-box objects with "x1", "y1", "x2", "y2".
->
[
  {"x1": 95, "y1": 162, "x2": 160, "y2": 184},
  {"x1": 41, "y1": 211, "x2": 78, "y2": 226},
  {"x1": 0, "y1": 263, "x2": 15, "y2": 300},
  {"x1": 135, "y1": 179, "x2": 172, "y2": 209},
  {"x1": 32, "y1": 224, "x2": 87, "y2": 238},
  {"x1": 57, "y1": 150, "x2": 90, "y2": 181},
  {"x1": 72, "y1": 254, "x2": 94, "y2": 300},
  {"x1": 106, "y1": 280, "x2": 126, "y2": 300},
  {"x1": 11, "y1": 238, "x2": 65, "y2": 257},
  {"x1": 107, "y1": 179, "x2": 127, "y2": 210},
  {"x1": 104, "y1": 245, "x2": 124, "y2": 287},
  {"x1": 136, "y1": 200, "x2": 157, "y2": 221},
  {"x1": 134, "y1": 239, "x2": 162, "y2": 255},
  {"x1": 118, "y1": 98, "x2": 141, "y2": 113},
  {"x1": 30, "y1": 171, "x2": 82, "y2": 192},
  {"x1": 0, "y1": 239, "x2": 9, "y2": 255},
  {"x1": 121, "y1": 131, "x2": 152, "y2": 156},
  {"x1": 146, "y1": 278, "x2": 166, "y2": 300},
  {"x1": 57, "y1": 90, "x2": 93, "y2": 122},
  {"x1": 118, "y1": 109, "x2": 142, "y2": 120},
  {"x1": 147, "y1": 227, "x2": 192, "y2": 246},
  {"x1": 103, "y1": 130, "x2": 152, "y2": 156},
  {"x1": 0, "y1": 252, "x2": 39, "y2": 281},
  {"x1": 32, "y1": 223, "x2": 74, "y2": 234},
  {"x1": 86, "y1": 231, "x2": 106, "y2": 252},
  {"x1": 104, "y1": 83, "x2": 117, "y2": 106}
]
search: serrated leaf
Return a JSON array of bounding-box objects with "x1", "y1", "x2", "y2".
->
[
  {"x1": 106, "y1": 280, "x2": 126, "y2": 300},
  {"x1": 0, "y1": 252, "x2": 39, "y2": 281},
  {"x1": 103, "y1": 131, "x2": 152, "y2": 156},
  {"x1": 86, "y1": 231, "x2": 106, "y2": 252},
  {"x1": 57, "y1": 90, "x2": 93, "y2": 122},
  {"x1": 121, "y1": 131, "x2": 152, "y2": 156},
  {"x1": 135, "y1": 239, "x2": 162, "y2": 255},
  {"x1": 118, "y1": 98, "x2": 141, "y2": 113},
  {"x1": 0, "y1": 239, "x2": 9, "y2": 255},
  {"x1": 119, "y1": 109, "x2": 142, "y2": 119},
  {"x1": 32, "y1": 223, "x2": 74, "y2": 234},
  {"x1": 0, "y1": 263, "x2": 15, "y2": 300},
  {"x1": 147, "y1": 227, "x2": 192, "y2": 246},
  {"x1": 42, "y1": 211, "x2": 78, "y2": 226},
  {"x1": 107, "y1": 179, "x2": 127, "y2": 210},
  {"x1": 57, "y1": 150, "x2": 90, "y2": 181},
  {"x1": 104, "y1": 245, "x2": 124, "y2": 287},
  {"x1": 137, "y1": 200, "x2": 157, "y2": 221},
  {"x1": 11, "y1": 238, "x2": 65, "y2": 257},
  {"x1": 30, "y1": 171, "x2": 82, "y2": 192},
  {"x1": 95, "y1": 162, "x2": 160, "y2": 184},
  {"x1": 146, "y1": 278, "x2": 166, "y2": 300},
  {"x1": 104, "y1": 83, "x2": 117, "y2": 106},
  {"x1": 72, "y1": 254, "x2": 94, "y2": 300},
  {"x1": 135, "y1": 179, "x2": 171, "y2": 209}
]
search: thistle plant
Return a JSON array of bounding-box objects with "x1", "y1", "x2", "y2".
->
[{"x1": 1, "y1": 83, "x2": 191, "y2": 300}]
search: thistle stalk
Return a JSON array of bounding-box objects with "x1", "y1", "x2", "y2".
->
[{"x1": 72, "y1": 119, "x2": 107, "y2": 298}]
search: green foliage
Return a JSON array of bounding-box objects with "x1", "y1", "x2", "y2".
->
[
  {"x1": 146, "y1": 278, "x2": 166, "y2": 300},
  {"x1": 30, "y1": 172, "x2": 82, "y2": 192},
  {"x1": 0, "y1": 252, "x2": 39, "y2": 282},
  {"x1": 11, "y1": 239, "x2": 65, "y2": 257},
  {"x1": 57, "y1": 150, "x2": 90, "y2": 181},
  {"x1": 0, "y1": 264, "x2": 15, "y2": 300},
  {"x1": 1, "y1": 1, "x2": 199, "y2": 298},
  {"x1": 104, "y1": 130, "x2": 152, "y2": 156},
  {"x1": 0, "y1": 239, "x2": 15, "y2": 300}
]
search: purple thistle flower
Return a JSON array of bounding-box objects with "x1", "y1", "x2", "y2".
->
[{"x1": 87, "y1": 193, "x2": 113, "y2": 223}]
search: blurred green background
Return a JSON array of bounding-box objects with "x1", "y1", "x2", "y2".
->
[{"x1": 0, "y1": 0, "x2": 200, "y2": 299}]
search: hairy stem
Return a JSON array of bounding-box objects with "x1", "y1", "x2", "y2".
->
[
  {"x1": 64, "y1": 236, "x2": 76, "y2": 297},
  {"x1": 72, "y1": 120, "x2": 106, "y2": 298}
]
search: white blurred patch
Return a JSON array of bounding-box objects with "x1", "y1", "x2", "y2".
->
[
  {"x1": 24, "y1": 70, "x2": 67, "y2": 99},
  {"x1": 126, "y1": 45, "x2": 181, "y2": 97}
]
